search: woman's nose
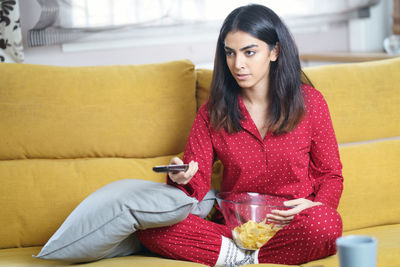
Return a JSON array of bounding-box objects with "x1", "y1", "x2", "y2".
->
[{"x1": 234, "y1": 54, "x2": 245, "y2": 69}]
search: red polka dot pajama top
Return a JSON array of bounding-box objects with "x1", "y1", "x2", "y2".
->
[{"x1": 137, "y1": 85, "x2": 344, "y2": 266}]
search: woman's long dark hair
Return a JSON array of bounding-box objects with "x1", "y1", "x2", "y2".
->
[{"x1": 208, "y1": 4, "x2": 308, "y2": 135}]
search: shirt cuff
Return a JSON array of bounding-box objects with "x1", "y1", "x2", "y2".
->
[{"x1": 167, "y1": 177, "x2": 196, "y2": 198}]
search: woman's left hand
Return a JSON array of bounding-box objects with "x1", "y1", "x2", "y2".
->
[{"x1": 267, "y1": 198, "x2": 322, "y2": 226}]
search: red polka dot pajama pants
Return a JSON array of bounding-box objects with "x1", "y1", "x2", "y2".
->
[{"x1": 136, "y1": 205, "x2": 342, "y2": 266}]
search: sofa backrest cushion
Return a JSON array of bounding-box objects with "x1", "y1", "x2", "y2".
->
[
  {"x1": 304, "y1": 57, "x2": 400, "y2": 144},
  {"x1": 196, "y1": 68, "x2": 213, "y2": 110},
  {"x1": 0, "y1": 60, "x2": 196, "y2": 248},
  {"x1": 197, "y1": 58, "x2": 400, "y2": 144},
  {"x1": 338, "y1": 138, "x2": 400, "y2": 231},
  {"x1": 0, "y1": 60, "x2": 196, "y2": 160},
  {"x1": 0, "y1": 155, "x2": 174, "y2": 248}
]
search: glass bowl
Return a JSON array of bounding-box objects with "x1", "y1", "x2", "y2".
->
[{"x1": 216, "y1": 192, "x2": 292, "y2": 250}]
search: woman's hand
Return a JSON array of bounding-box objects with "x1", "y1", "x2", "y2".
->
[
  {"x1": 267, "y1": 198, "x2": 322, "y2": 226},
  {"x1": 168, "y1": 157, "x2": 199, "y2": 185}
]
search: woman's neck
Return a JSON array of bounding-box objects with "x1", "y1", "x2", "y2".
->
[{"x1": 240, "y1": 87, "x2": 268, "y2": 107}]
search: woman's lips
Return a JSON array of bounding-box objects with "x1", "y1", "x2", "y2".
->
[{"x1": 235, "y1": 74, "x2": 250, "y2": 80}]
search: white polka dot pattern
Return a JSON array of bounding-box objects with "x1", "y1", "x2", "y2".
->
[
  {"x1": 140, "y1": 85, "x2": 345, "y2": 266},
  {"x1": 169, "y1": 85, "x2": 343, "y2": 210},
  {"x1": 258, "y1": 204, "x2": 342, "y2": 264},
  {"x1": 137, "y1": 202, "x2": 343, "y2": 265}
]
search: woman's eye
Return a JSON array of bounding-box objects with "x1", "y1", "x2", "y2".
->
[
  {"x1": 245, "y1": 51, "x2": 255, "y2": 56},
  {"x1": 225, "y1": 50, "x2": 234, "y2": 57}
]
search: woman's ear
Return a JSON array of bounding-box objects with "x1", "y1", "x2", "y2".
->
[{"x1": 270, "y1": 42, "x2": 280, "y2": 62}]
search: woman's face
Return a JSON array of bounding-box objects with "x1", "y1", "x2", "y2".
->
[{"x1": 224, "y1": 30, "x2": 278, "y2": 92}]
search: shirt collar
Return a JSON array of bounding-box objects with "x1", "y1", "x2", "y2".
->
[{"x1": 238, "y1": 95, "x2": 263, "y2": 141}]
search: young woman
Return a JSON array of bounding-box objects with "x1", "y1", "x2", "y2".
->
[{"x1": 137, "y1": 4, "x2": 343, "y2": 266}]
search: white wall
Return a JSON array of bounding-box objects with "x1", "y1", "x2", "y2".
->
[{"x1": 19, "y1": 0, "x2": 391, "y2": 67}]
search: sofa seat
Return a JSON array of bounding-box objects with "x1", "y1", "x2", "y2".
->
[
  {"x1": 3, "y1": 223, "x2": 398, "y2": 267},
  {"x1": 0, "y1": 247, "x2": 204, "y2": 267},
  {"x1": 0, "y1": 247, "x2": 288, "y2": 267},
  {"x1": 303, "y1": 224, "x2": 400, "y2": 267}
]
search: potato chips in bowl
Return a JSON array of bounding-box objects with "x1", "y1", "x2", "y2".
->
[{"x1": 216, "y1": 192, "x2": 291, "y2": 250}]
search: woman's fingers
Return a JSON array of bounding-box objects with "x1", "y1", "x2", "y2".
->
[
  {"x1": 266, "y1": 198, "x2": 324, "y2": 225},
  {"x1": 186, "y1": 161, "x2": 198, "y2": 180},
  {"x1": 268, "y1": 198, "x2": 323, "y2": 220},
  {"x1": 267, "y1": 213, "x2": 294, "y2": 222},
  {"x1": 268, "y1": 219, "x2": 292, "y2": 226},
  {"x1": 170, "y1": 156, "x2": 184, "y2": 165},
  {"x1": 181, "y1": 161, "x2": 198, "y2": 184},
  {"x1": 168, "y1": 157, "x2": 185, "y2": 183},
  {"x1": 169, "y1": 160, "x2": 198, "y2": 185},
  {"x1": 171, "y1": 173, "x2": 187, "y2": 185},
  {"x1": 271, "y1": 206, "x2": 303, "y2": 217},
  {"x1": 283, "y1": 198, "x2": 306, "y2": 207},
  {"x1": 268, "y1": 213, "x2": 294, "y2": 220},
  {"x1": 266, "y1": 200, "x2": 304, "y2": 224}
]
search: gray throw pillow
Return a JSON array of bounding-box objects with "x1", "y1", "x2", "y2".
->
[
  {"x1": 34, "y1": 179, "x2": 199, "y2": 263},
  {"x1": 190, "y1": 189, "x2": 217, "y2": 218}
]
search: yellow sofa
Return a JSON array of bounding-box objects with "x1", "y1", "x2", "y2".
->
[{"x1": 0, "y1": 58, "x2": 399, "y2": 267}]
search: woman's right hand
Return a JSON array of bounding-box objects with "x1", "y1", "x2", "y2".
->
[{"x1": 168, "y1": 157, "x2": 198, "y2": 185}]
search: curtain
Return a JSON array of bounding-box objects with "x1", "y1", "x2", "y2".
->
[
  {"x1": 0, "y1": 0, "x2": 23, "y2": 62},
  {"x1": 28, "y1": 0, "x2": 380, "y2": 48},
  {"x1": 28, "y1": 0, "x2": 210, "y2": 47}
]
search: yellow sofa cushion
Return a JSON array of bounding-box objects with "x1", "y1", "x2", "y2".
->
[
  {"x1": 337, "y1": 138, "x2": 400, "y2": 232},
  {"x1": 0, "y1": 60, "x2": 196, "y2": 160},
  {"x1": 304, "y1": 58, "x2": 400, "y2": 144},
  {"x1": 195, "y1": 69, "x2": 213, "y2": 110},
  {"x1": 0, "y1": 247, "x2": 298, "y2": 266},
  {"x1": 197, "y1": 58, "x2": 400, "y2": 145},
  {"x1": 0, "y1": 156, "x2": 175, "y2": 249},
  {"x1": 0, "y1": 247, "x2": 206, "y2": 266},
  {"x1": 2, "y1": 224, "x2": 399, "y2": 267}
]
